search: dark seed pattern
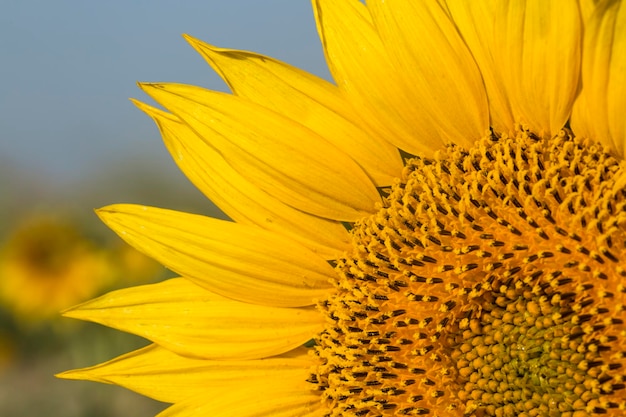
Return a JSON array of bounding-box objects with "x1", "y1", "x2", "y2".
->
[{"x1": 311, "y1": 131, "x2": 626, "y2": 417}]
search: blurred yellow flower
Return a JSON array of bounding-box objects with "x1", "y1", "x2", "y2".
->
[
  {"x1": 60, "y1": 1, "x2": 626, "y2": 416},
  {"x1": 0, "y1": 217, "x2": 112, "y2": 325}
]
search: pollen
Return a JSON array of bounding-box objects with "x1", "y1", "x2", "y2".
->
[{"x1": 311, "y1": 131, "x2": 626, "y2": 416}]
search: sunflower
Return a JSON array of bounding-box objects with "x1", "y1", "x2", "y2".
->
[
  {"x1": 58, "y1": 1, "x2": 626, "y2": 416},
  {"x1": 0, "y1": 216, "x2": 112, "y2": 325}
]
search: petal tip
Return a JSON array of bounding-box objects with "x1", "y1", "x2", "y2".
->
[
  {"x1": 137, "y1": 82, "x2": 166, "y2": 93},
  {"x1": 182, "y1": 33, "x2": 201, "y2": 45},
  {"x1": 94, "y1": 205, "x2": 114, "y2": 219},
  {"x1": 60, "y1": 299, "x2": 99, "y2": 321},
  {"x1": 130, "y1": 99, "x2": 171, "y2": 120},
  {"x1": 55, "y1": 370, "x2": 80, "y2": 380},
  {"x1": 129, "y1": 97, "x2": 143, "y2": 108},
  {"x1": 183, "y1": 35, "x2": 223, "y2": 69},
  {"x1": 55, "y1": 368, "x2": 108, "y2": 384}
]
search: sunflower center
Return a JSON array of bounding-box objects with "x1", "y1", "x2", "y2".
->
[{"x1": 311, "y1": 131, "x2": 626, "y2": 416}]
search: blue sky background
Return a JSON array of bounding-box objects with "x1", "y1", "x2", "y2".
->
[{"x1": 0, "y1": 0, "x2": 331, "y2": 215}]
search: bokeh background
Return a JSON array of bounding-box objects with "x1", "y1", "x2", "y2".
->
[{"x1": 0, "y1": 1, "x2": 331, "y2": 415}]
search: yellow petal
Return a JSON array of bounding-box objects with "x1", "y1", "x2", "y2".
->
[
  {"x1": 606, "y1": 2, "x2": 626, "y2": 155},
  {"x1": 446, "y1": 0, "x2": 515, "y2": 135},
  {"x1": 579, "y1": 0, "x2": 598, "y2": 23},
  {"x1": 572, "y1": 0, "x2": 626, "y2": 157},
  {"x1": 132, "y1": 100, "x2": 351, "y2": 260},
  {"x1": 157, "y1": 385, "x2": 323, "y2": 417},
  {"x1": 365, "y1": 0, "x2": 489, "y2": 148},
  {"x1": 97, "y1": 204, "x2": 336, "y2": 307},
  {"x1": 493, "y1": 0, "x2": 582, "y2": 135},
  {"x1": 183, "y1": 35, "x2": 403, "y2": 186},
  {"x1": 62, "y1": 278, "x2": 324, "y2": 360},
  {"x1": 57, "y1": 343, "x2": 315, "y2": 404},
  {"x1": 312, "y1": 0, "x2": 442, "y2": 156},
  {"x1": 139, "y1": 82, "x2": 380, "y2": 222}
]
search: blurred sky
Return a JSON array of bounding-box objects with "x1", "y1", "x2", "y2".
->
[{"x1": 0, "y1": 0, "x2": 331, "y2": 216}]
